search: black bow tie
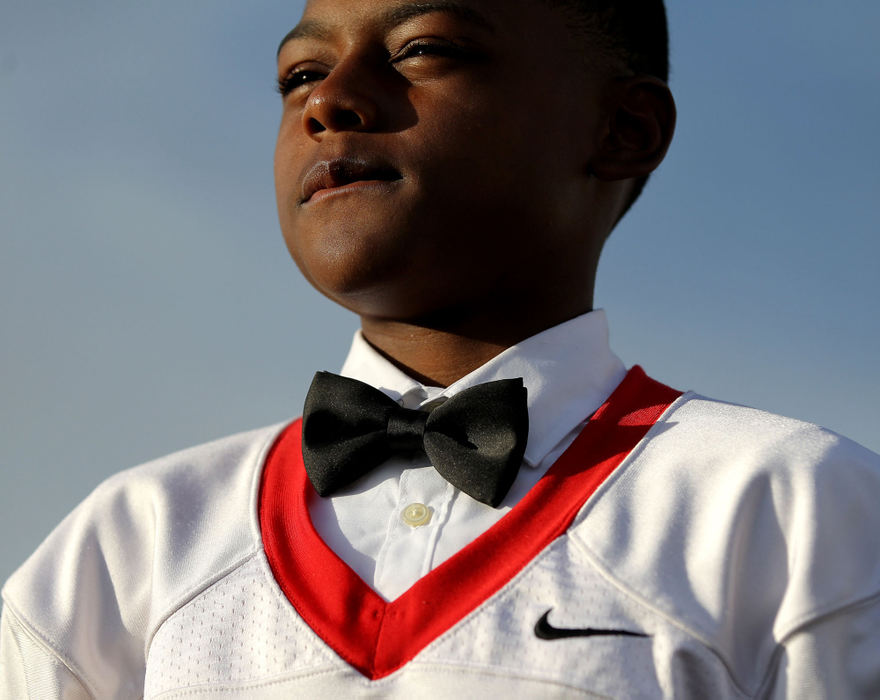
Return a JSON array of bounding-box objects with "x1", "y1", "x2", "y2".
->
[{"x1": 301, "y1": 371, "x2": 529, "y2": 507}]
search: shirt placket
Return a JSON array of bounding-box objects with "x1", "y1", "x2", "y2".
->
[{"x1": 373, "y1": 460, "x2": 456, "y2": 600}]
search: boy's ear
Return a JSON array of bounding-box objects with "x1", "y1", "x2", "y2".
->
[{"x1": 590, "y1": 76, "x2": 676, "y2": 181}]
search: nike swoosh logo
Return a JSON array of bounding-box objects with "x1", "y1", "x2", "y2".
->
[{"x1": 534, "y1": 608, "x2": 649, "y2": 640}]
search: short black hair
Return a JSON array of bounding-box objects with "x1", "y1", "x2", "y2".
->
[
  {"x1": 559, "y1": 0, "x2": 669, "y2": 81},
  {"x1": 546, "y1": 0, "x2": 670, "y2": 217}
]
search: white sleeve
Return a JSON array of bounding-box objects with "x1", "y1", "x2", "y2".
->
[
  {"x1": 765, "y1": 596, "x2": 880, "y2": 699},
  {"x1": 0, "y1": 604, "x2": 91, "y2": 700}
]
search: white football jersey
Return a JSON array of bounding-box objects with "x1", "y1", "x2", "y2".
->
[{"x1": 2, "y1": 368, "x2": 880, "y2": 698}]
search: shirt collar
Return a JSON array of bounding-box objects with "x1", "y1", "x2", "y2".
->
[{"x1": 339, "y1": 310, "x2": 626, "y2": 468}]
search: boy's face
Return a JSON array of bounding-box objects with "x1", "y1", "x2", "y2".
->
[{"x1": 275, "y1": 0, "x2": 608, "y2": 321}]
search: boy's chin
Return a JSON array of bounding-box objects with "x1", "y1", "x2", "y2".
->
[
  {"x1": 283, "y1": 218, "x2": 462, "y2": 318},
  {"x1": 310, "y1": 275, "x2": 447, "y2": 321},
  {"x1": 301, "y1": 261, "x2": 483, "y2": 323}
]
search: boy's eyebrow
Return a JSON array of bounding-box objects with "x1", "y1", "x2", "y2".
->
[
  {"x1": 382, "y1": 2, "x2": 495, "y2": 32},
  {"x1": 276, "y1": 1, "x2": 495, "y2": 57},
  {"x1": 277, "y1": 20, "x2": 331, "y2": 55}
]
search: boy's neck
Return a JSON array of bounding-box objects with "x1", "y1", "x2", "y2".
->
[{"x1": 359, "y1": 300, "x2": 593, "y2": 388}]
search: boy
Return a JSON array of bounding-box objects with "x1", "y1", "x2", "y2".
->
[{"x1": 2, "y1": 0, "x2": 879, "y2": 697}]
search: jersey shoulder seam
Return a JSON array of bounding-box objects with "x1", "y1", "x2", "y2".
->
[
  {"x1": 566, "y1": 533, "x2": 754, "y2": 697},
  {"x1": 143, "y1": 419, "x2": 284, "y2": 655},
  {"x1": 144, "y1": 548, "x2": 263, "y2": 658},
  {"x1": 1, "y1": 596, "x2": 96, "y2": 699},
  {"x1": 756, "y1": 589, "x2": 880, "y2": 696}
]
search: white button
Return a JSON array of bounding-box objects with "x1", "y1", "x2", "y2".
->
[{"x1": 401, "y1": 502, "x2": 432, "y2": 527}]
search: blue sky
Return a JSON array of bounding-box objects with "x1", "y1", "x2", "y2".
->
[{"x1": 2, "y1": 1, "x2": 879, "y2": 581}]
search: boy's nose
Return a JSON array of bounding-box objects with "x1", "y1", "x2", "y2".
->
[{"x1": 302, "y1": 59, "x2": 380, "y2": 136}]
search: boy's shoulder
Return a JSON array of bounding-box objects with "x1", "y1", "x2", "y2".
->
[
  {"x1": 640, "y1": 389, "x2": 877, "y2": 476},
  {"x1": 1, "y1": 422, "x2": 286, "y2": 691},
  {"x1": 587, "y1": 386, "x2": 880, "y2": 569},
  {"x1": 646, "y1": 390, "x2": 880, "y2": 505}
]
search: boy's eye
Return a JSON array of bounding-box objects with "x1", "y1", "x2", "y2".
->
[
  {"x1": 275, "y1": 39, "x2": 483, "y2": 97},
  {"x1": 390, "y1": 39, "x2": 477, "y2": 64},
  {"x1": 276, "y1": 67, "x2": 325, "y2": 97}
]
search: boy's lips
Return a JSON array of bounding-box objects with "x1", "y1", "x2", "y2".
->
[{"x1": 300, "y1": 157, "x2": 403, "y2": 204}]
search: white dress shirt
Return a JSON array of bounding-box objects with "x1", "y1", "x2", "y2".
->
[{"x1": 308, "y1": 310, "x2": 627, "y2": 600}]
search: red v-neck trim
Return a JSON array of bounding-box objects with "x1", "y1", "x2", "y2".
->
[{"x1": 259, "y1": 366, "x2": 680, "y2": 680}]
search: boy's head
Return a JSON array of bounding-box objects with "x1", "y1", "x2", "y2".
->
[{"x1": 274, "y1": 0, "x2": 674, "y2": 334}]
